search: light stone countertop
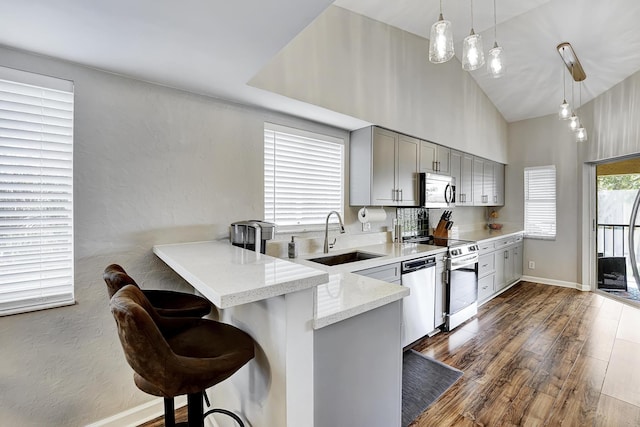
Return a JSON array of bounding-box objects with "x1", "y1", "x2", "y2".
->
[
  {"x1": 292, "y1": 243, "x2": 448, "y2": 329},
  {"x1": 153, "y1": 240, "x2": 329, "y2": 308},
  {"x1": 153, "y1": 239, "x2": 448, "y2": 330},
  {"x1": 456, "y1": 227, "x2": 525, "y2": 243}
]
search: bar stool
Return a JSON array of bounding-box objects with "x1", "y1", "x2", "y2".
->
[
  {"x1": 110, "y1": 284, "x2": 255, "y2": 427},
  {"x1": 103, "y1": 264, "x2": 211, "y2": 318}
]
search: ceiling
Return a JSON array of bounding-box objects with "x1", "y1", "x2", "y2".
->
[{"x1": 1, "y1": 0, "x2": 639, "y2": 126}]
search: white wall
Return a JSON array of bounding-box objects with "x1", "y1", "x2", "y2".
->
[
  {"x1": 249, "y1": 6, "x2": 509, "y2": 163},
  {"x1": 0, "y1": 45, "x2": 348, "y2": 426}
]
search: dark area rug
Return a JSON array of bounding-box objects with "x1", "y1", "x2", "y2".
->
[{"x1": 402, "y1": 349, "x2": 463, "y2": 427}]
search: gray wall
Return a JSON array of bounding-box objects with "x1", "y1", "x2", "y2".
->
[
  {"x1": 504, "y1": 68, "x2": 640, "y2": 286},
  {"x1": 0, "y1": 45, "x2": 347, "y2": 426},
  {"x1": 504, "y1": 115, "x2": 580, "y2": 284},
  {"x1": 250, "y1": 6, "x2": 509, "y2": 163}
]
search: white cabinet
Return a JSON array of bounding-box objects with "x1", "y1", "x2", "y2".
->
[
  {"x1": 350, "y1": 126, "x2": 419, "y2": 207},
  {"x1": 450, "y1": 150, "x2": 474, "y2": 205},
  {"x1": 477, "y1": 233, "x2": 524, "y2": 303},
  {"x1": 472, "y1": 157, "x2": 504, "y2": 206},
  {"x1": 419, "y1": 140, "x2": 450, "y2": 175}
]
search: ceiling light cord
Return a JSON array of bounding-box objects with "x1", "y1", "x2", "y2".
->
[{"x1": 493, "y1": 0, "x2": 497, "y2": 43}]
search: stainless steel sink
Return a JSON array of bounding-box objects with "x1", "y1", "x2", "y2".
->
[{"x1": 308, "y1": 251, "x2": 383, "y2": 266}]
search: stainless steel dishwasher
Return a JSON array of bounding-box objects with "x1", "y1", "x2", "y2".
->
[{"x1": 401, "y1": 256, "x2": 436, "y2": 348}]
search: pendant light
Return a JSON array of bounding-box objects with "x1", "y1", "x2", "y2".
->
[
  {"x1": 429, "y1": 0, "x2": 455, "y2": 63},
  {"x1": 462, "y1": 0, "x2": 485, "y2": 71},
  {"x1": 568, "y1": 65, "x2": 579, "y2": 131},
  {"x1": 558, "y1": 54, "x2": 571, "y2": 119},
  {"x1": 487, "y1": 0, "x2": 505, "y2": 78},
  {"x1": 575, "y1": 81, "x2": 588, "y2": 142}
]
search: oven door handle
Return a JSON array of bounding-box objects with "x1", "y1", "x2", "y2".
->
[{"x1": 448, "y1": 254, "x2": 479, "y2": 270}]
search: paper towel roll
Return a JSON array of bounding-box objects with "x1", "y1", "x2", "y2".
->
[{"x1": 358, "y1": 207, "x2": 387, "y2": 223}]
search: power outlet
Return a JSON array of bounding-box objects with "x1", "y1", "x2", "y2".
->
[
  {"x1": 362, "y1": 222, "x2": 371, "y2": 232},
  {"x1": 528, "y1": 261, "x2": 535, "y2": 269}
]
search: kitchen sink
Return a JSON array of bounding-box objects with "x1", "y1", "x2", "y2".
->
[{"x1": 308, "y1": 250, "x2": 383, "y2": 266}]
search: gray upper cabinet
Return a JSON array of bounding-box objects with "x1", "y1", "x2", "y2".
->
[
  {"x1": 350, "y1": 125, "x2": 503, "y2": 208},
  {"x1": 350, "y1": 126, "x2": 419, "y2": 207},
  {"x1": 472, "y1": 156, "x2": 504, "y2": 206},
  {"x1": 419, "y1": 140, "x2": 450, "y2": 175},
  {"x1": 450, "y1": 150, "x2": 474, "y2": 205}
]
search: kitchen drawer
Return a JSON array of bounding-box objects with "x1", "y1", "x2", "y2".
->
[
  {"x1": 478, "y1": 241, "x2": 495, "y2": 254},
  {"x1": 354, "y1": 262, "x2": 401, "y2": 283},
  {"x1": 478, "y1": 253, "x2": 495, "y2": 277},
  {"x1": 478, "y1": 274, "x2": 495, "y2": 301},
  {"x1": 495, "y1": 237, "x2": 515, "y2": 248}
]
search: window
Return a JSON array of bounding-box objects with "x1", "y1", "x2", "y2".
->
[
  {"x1": 264, "y1": 123, "x2": 344, "y2": 232},
  {"x1": 524, "y1": 165, "x2": 556, "y2": 240},
  {"x1": 0, "y1": 67, "x2": 74, "y2": 316}
]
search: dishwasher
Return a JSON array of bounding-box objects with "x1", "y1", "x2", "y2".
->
[{"x1": 401, "y1": 256, "x2": 436, "y2": 348}]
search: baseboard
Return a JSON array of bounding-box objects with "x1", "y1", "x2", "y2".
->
[
  {"x1": 86, "y1": 396, "x2": 187, "y2": 427},
  {"x1": 521, "y1": 275, "x2": 586, "y2": 291}
]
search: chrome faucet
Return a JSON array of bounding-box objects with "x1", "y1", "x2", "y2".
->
[{"x1": 323, "y1": 211, "x2": 346, "y2": 253}]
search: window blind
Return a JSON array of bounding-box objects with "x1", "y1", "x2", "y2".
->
[
  {"x1": 524, "y1": 165, "x2": 556, "y2": 239},
  {"x1": 0, "y1": 67, "x2": 74, "y2": 316},
  {"x1": 264, "y1": 123, "x2": 344, "y2": 231}
]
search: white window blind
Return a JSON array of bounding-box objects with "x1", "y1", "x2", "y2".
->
[
  {"x1": 0, "y1": 67, "x2": 74, "y2": 316},
  {"x1": 524, "y1": 165, "x2": 556, "y2": 240},
  {"x1": 264, "y1": 123, "x2": 344, "y2": 231}
]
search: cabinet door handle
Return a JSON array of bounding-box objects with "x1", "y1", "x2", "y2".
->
[
  {"x1": 505, "y1": 251, "x2": 509, "y2": 259},
  {"x1": 494, "y1": 195, "x2": 498, "y2": 203},
  {"x1": 392, "y1": 189, "x2": 397, "y2": 201},
  {"x1": 432, "y1": 160, "x2": 437, "y2": 171},
  {"x1": 399, "y1": 188, "x2": 403, "y2": 201}
]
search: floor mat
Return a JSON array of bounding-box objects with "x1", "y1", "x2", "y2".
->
[{"x1": 402, "y1": 349, "x2": 463, "y2": 427}]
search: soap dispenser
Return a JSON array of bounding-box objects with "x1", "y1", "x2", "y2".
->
[{"x1": 288, "y1": 236, "x2": 298, "y2": 259}]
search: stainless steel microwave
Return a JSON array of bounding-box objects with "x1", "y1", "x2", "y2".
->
[{"x1": 419, "y1": 173, "x2": 456, "y2": 208}]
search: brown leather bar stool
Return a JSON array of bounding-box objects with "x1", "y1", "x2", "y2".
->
[
  {"x1": 103, "y1": 264, "x2": 211, "y2": 318},
  {"x1": 110, "y1": 284, "x2": 255, "y2": 427}
]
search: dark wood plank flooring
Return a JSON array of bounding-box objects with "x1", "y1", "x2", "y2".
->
[
  {"x1": 410, "y1": 281, "x2": 640, "y2": 426},
  {"x1": 140, "y1": 281, "x2": 640, "y2": 427}
]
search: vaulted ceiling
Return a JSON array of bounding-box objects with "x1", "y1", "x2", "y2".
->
[{"x1": 1, "y1": 0, "x2": 639, "y2": 126}]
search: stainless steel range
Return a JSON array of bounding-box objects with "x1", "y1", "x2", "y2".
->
[
  {"x1": 404, "y1": 235, "x2": 479, "y2": 331},
  {"x1": 444, "y1": 240, "x2": 479, "y2": 331}
]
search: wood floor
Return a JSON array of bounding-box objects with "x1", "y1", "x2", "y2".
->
[
  {"x1": 410, "y1": 281, "x2": 640, "y2": 426},
  {"x1": 140, "y1": 281, "x2": 640, "y2": 427}
]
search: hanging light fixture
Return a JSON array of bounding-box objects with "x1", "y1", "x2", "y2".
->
[
  {"x1": 487, "y1": 0, "x2": 505, "y2": 78},
  {"x1": 462, "y1": 0, "x2": 485, "y2": 71},
  {"x1": 576, "y1": 81, "x2": 588, "y2": 142},
  {"x1": 568, "y1": 64, "x2": 579, "y2": 131},
  {"x1": 558, "y1": 53, "x2": 571, "y2": 119},
  {"x1": 429, "y1": 0, "x2": 455, "y2": 63}
]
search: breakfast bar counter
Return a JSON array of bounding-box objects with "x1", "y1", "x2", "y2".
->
[{"x1": 153, "y1": 239, "x2": 433, "y2": 427}]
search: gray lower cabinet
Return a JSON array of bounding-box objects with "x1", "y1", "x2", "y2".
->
[
  {"x1": 315, "y1": 300, "x2": 402, "y2": 427},
  {"x1": 354, "y1": 262, "x2": 400, "y2": 284},
  {"x1": 477, "y1": 233, "x2": 524, "y2": 303}
]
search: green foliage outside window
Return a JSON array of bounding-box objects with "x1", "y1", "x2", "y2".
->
[{"x1": 598, "y1": 174, "x2": 640, "y2": 191}]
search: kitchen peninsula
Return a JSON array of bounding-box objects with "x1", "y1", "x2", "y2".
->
[{"x1": 153, "y1": 239, "x2": 445, "y2": 426}]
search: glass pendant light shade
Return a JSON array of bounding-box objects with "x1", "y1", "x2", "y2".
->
[
  {"x1": 429, "y1": 14, "x2": 455, "y2": 64},
  {"x1": 576, "y1": 125, "x2": 588, "y2": 142},
  {"x1": 558, "y1": 100, "x2": 571, "y2": 119},
  {"x1": 569, "y1": 114, "x2": 579, "y2": 131},
  {"x1": 488, "y1": 42, "x2": 505, "y2": 78},
  {"x1": 462, "y1": 30, "x2": 485, "y2": 71}
]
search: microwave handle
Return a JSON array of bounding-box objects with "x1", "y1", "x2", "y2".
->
[{"x1": 445, "y1": 184, "x2": 455, "y2": 204}]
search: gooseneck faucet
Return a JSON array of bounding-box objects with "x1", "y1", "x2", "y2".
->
[{"x1": 323, "y1": 211, "x2": 346, "y2": 253}]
